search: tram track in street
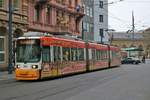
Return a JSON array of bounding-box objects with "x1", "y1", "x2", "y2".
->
[{"x1": 3, "y1": 67, "x2": 128, "y2": 100}]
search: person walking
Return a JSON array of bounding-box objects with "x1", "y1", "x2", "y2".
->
[{"x1": 142, "y1": 55, "x2": 146, "y2": 63}]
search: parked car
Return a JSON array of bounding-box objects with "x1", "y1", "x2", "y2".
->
[{"x1": 121, "y1": 57, "x2": 141, "y2": 64}]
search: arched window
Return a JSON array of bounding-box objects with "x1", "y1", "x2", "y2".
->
[
  {"x1": 14, "y1": 29, "x2": 23, "y2": 38},
  {"x1": 130, "y1": 44, "x2": 136, "y2": 47},
  {"x1": 146, "y1": 45, "x2": 150, "y2": 58},
  {"x1": 0, "y1": 0, "x2": 4, "y2": 8},
  {"x1": 146, "y1": 45, "x2": 150, "y2": 50},
  {"x1": 138, "y1": 45, "x2": 143, "y2": 56},
  {"x1": 114, "y1": 45, "x2": 118, "y2": 47},
  {"x1": 13, "y1": 0, "x2": 20, "y2": 9},
  {"x1": 0, "y1": 27, "x2": 6, "y2": 63},
  {"x1": 138, "y1": 45, "x2": 143, "y2": 50},
  {"x1": 122, "y1": 44, "x2": 127, "y2": 48}
]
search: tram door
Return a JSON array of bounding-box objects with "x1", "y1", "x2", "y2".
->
[
  {"x1": 41, "y1": 46, "x2": 53, "y2": 78},
  {"x1": 52, "y1": 46, "x2": 61, "y2": 76},
  {"x1": 41, "y1": 46, "x2": 61, "y2": 78}
]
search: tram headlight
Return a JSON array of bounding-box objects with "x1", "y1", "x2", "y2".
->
[
  {"x1": 16, "y1": 65, "x2": 20, "y2": 69},
  {"x1": 32, "y1": 65, "x2": 38, "y2": 69}
]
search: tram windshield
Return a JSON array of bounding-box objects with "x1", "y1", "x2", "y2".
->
[{"x1": 16, "y1": 39, "x2": 41, "y2": 63}]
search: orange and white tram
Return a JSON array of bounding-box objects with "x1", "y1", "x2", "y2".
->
[
  {"x1": 87, "y1": 42, "x2": 109, "y2": 70},
  {"x1": 15, "y1": 32, "x2": 121, "y2": 80},
  {"x1": 109, "y1": 46, "x2": 121, "y2": 67}
]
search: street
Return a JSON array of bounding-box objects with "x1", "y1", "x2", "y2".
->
[{"x1": 0, "y1": 60, "x2": 150, "y2": 100}]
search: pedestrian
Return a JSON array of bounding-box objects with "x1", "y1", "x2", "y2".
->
[{"x1": 142, "y1": 55, "x2": 146, "y2": 63}]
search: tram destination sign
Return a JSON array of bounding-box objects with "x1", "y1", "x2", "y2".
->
[{"x1": 18, "y1": 39, "x2": 39, "y2": 45}]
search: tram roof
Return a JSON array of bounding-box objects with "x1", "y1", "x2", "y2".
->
[
  {"x1": 20, "y1": 32, "x2": 82, "y2": 41},
  {"x1": 23, "y1": 32, "x2": 53, "y2": 37}
]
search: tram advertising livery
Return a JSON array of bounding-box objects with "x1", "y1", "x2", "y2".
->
[{"x1": 15, "y1": 32, "x2": 121, "y2": 80}]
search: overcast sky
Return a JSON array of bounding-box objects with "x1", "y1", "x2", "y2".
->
[{"x1": 108, "y1": 0, "x2": 150, "y2": 32}]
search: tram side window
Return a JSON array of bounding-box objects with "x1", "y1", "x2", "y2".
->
[
  {"x1": 92, "y1": 49, "x2": 96, "y2": 60},
  {"x1": 104, "y1": 51, "x2": 107, "y2": 59},
  {"x1": 78, "y1": 48, "x2": 84, "y2": 61},
  {"x1": 63, "y1": 47, "x2": 70, "y2": 61},
  {"x1": 71, "y1": 48, "x2": 78, "y2": 61},
  {"x1": 105, "y1": 51, "x2": 108, "y2": 59},
  {"x1": 112, "y1": 51, "x2": 118, "y2": 58},
  {"x1": 54, "y1": 46, "x2": 61, "y2": 61},
  {"x1": 42, "y1": 46, "x2": 51, "y2": 62},
  {"x1": 101, "y1": 51, "x2": 106, "y2": 60},
  {"x1": 117, "y1": 52, "x2": 121, "y2": 58},
  {"x1": 96, "y1": 50, "x2": 101, "y2": 60}
]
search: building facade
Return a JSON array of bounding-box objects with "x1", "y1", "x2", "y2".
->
[
  {"x1": 93, "y1": 0, "x2": 108, "y2": 43},
  {"x1": 142, "y1": 28, "x2": 150, "y2": 58},
  {"x1": 111, "y1": 32, "x2": 145, "y2": 57},
  {"x1": 28, "y1": 0, "x2": 84, "y2": 37},
  {"x1": 0, "y1": 0, "x2": 28, "y2": 71},
  {"x1": 81, "y1": 0, "x2": 108, "y2": 43},
  {"x1": 81, "y1": 0, "x2": 94, "y2": 41}
]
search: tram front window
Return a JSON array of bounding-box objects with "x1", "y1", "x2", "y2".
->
[{"x1": 16, "y1": 39, "x2": 41, "y2": 63}]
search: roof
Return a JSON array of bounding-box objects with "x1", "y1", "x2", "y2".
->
[{"x1": 112, "y1": 32, "x2": 144, "y2": 40}]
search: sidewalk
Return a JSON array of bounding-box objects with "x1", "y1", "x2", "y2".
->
[{"x1": 0, "y1": 71, "x2": 15, "y2": 81}]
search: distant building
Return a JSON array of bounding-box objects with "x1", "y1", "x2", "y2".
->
[
  {"x1": 0, "y1": 0, "x2": 28, "y2": 70},
  {"x1": 111, "y1": 32, "x2": 145, "y2": 57},
  {"x1": 81, "y1": 0, "x2": 94, "y2": 41},
  {"x1": 142, "y1": 28, "x2": 150, "y2": 58},
  {"x1": 81, "y1": 0, "x2": 108, "y2": 43},
  {"x1": 93, "y1": 0, "x2": 108, "y2": 43},
  {"x1": 28, "y1": 0, "x2": 84, "y2": 37}
]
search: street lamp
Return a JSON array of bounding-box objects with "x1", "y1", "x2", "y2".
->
[{"x1": 8, "y1": 0, "x2": 13, "y2": 74}]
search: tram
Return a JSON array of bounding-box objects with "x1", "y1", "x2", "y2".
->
[{"x1": 15, "y1": 32, "x2": 121, "y2": 80}]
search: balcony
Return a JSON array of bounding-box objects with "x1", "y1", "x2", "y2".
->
[
  {"x1": 49, "y1": 1, "x2": 84, "y2": 17},
  {"x1": 35, "y1": 0, "x2": 48, "y2": 3},
  {"x1": 29, "y1": 21, "x2": 81, "y2": 36}
]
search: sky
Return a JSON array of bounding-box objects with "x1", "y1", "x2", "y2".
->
[{"x1": 108, "y1": 0, "x2": 150, "y2": 32}]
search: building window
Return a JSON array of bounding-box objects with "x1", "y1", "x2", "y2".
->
[
  {"x1": 83, "y1": 22, "x2": 87, "y2": 31},
  {"x1": 13, "y1": 0, "x2": 19, "y2": 9},
  {"x1": 69, "y1": 0, "x2": 72, "y2": 6},
  {"x1": 46, "y1": 5, "x2": 51, "y2": 24},
  {"x1": 90, "y1": 24, "x2": 93, "y2": 33},
  {"x1": 34, "y1": 5, "x2": 40, "y2": 22},
  {"x1": 0, "y1": 0, "x2": 4, "y2": 8},
  {"x1": 86, "y1": 6, "x2": 90, "y2": 16},
  {"x1": 90, "y1": 7, "x2": 93, "y2": 17},
  {"x1": 0, "y1": 32, "x2": 5, "y2": 63},
  {"x1": 99, "y1": 1, "x2": 103, "y2": 8},
  {"x1": 56, "y1": 0, "x2": 62, "y2": 4},
  {"x1": 82, "y1": 4, "x2": 86, "y2": 14},
  {"x1": 87, "y1": 23, "x2": 90, "y2": 32},
  {"x1": 99, "y1": 29, "x2": 104, "y2": 37},
  {"x1": 99, "y1": 15, "x2": 103, "y2": 22}
]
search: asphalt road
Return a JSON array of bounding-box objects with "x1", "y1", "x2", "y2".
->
[{"x1": 0, "y1": 60, "x2": 150, "y2": 100}]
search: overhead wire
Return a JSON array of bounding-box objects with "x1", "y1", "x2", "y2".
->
[
  {"x1": 91, "y1": 0, "x2": 149, "y2": 30},
  {"x1": 106, "y1": 0, "x2": 150, "y2": 30}
]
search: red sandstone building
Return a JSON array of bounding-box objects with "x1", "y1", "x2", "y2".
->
[
  {"x1": 28, "y1": 0, "x2": 84, "y2": 36},
  {"x1": 0, "y1": 0, "x2": 28, "y2": 70}
]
